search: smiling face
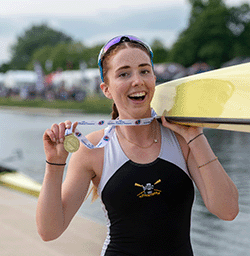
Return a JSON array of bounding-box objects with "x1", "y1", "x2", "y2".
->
[{"x1": 101, "y1": 46, "x2": 156, "y2": 119}]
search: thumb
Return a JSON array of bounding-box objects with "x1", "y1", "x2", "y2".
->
[
  {"x1": 160, "y1": 116, "x2": 188, "y2": 135},
  {"x1": 161, "y1": 116, "x2": 175, "y2": 129}
]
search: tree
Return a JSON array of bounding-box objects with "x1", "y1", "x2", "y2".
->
[
  {"x1": 27, "y1": 42, "x2": 102, "y2": 73},
  {"x1": 151, "y1": 39, "x2": 169, "y2": 63},
  {"x1": 169, "y1": 0, "x2": 232, "y2": 67},
  {"x1": 0, "y1": 62, "x2": 11, "y2": 73},
  {"x1": 227, "y1": 4, "x2": 250, "y2": 57},
  {"x1": 10, "y1": 24, "x2": 73, "y2": 70},
  {"x1": 26, "y1": 45, "x2": 54, "y2": 71},
  {"x1": 169, "y1": 0, "x2": 250, "y2": 68}
]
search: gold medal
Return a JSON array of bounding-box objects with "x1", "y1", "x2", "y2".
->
[{"x1": 64, "y1": 134, "x2": 80, "y2": 153}]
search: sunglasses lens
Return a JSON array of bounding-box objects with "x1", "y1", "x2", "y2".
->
[
  {"x1": 103, "y1": 37, "x2": 122, "y2": 53},
  {"x1": 98, "y1": 35, "x2": 154, "y2": 82},
  {"x1": 100, "y1": 35, "x2": 152, "y2": 59}
]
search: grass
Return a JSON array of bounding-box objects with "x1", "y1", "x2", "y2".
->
[{"x1": 0, "y1": 95, "x2": 113, "y2": 114}]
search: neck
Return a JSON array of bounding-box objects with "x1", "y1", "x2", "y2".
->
[
  {"x1": 117, "y1": 119, "x2": 159, "y2": 148},
  {"x1": 118, "y1": 108, "x2": 152, "y2": 121}
]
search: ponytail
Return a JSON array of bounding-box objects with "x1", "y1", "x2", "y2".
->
[
  {"x1": 85, "y1": 185, "x2": 99, "y2": 203},
  {"x1": 111, "y1": 103, "x2": 119, "y2": 119}
]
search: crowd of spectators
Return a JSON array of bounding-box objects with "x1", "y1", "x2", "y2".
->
[
  {"x1": 0, "y1": 83, "x2": 87, "y2": 102},
  {"x1": 2, "y1": 57, "x2": 248, "y2": 102}
]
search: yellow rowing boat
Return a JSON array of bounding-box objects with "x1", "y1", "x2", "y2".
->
[
  {"x1": 151, "y1": 62, "x2": 250, "y2": 133},
  {"x1": 0, "y1": 171, "x2": 41, "y2": 197}
]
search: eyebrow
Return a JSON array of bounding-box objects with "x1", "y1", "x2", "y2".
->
[{"x1": 115, "y1": 63, "x2": 151, "y2": 72}]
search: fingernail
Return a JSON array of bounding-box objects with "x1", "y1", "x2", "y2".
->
[{"x1": 60, "y1": 138, "x2": 64, "y2": 143}]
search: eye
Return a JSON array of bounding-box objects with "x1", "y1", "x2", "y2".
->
[
  {"x1": 119, "y1": 72, "x2": 129, "y2": 78},
  {"x1": 141, "y1": 69, "x2": 150, "y2": 75}
]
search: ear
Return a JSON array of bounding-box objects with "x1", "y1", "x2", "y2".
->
[{"x1": 100, "y1": 82, "x2": 113, "y2": 99}]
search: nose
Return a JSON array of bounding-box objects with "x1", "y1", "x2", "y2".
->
[{"x1": 132, "y1": 72, "x2": 144, "y2": 87}]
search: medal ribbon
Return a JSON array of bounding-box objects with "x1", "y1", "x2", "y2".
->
[{"x1": 65, "y1": 109, "x2": 158, "y2": 149}]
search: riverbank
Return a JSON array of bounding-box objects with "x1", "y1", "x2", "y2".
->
[
  {"x1": 0, "y1": 185, "x2": 107, "y2": 256},
  {"x1": 0, "y1": 105, "x2": 80, "y2": 116},
  {"x1": 0, "y1": 96, "x2": 112, "y2": 114}
]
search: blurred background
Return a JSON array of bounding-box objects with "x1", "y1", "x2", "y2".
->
[
  {"x1": 1, "y1": 0, "x2": 250, "y2": 102},
  {"x1": 0, "y1": 0, "x2": 250, "y2": 255}
]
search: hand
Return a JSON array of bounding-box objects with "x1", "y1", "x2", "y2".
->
[
  {"x1": 43, "y1": 121, "x2": 78, "y2": 163},
  {"x1": 161, "y1": 116, "x2": 203, "y2": 143}
]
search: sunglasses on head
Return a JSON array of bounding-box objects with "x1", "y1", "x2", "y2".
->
[{"x1": 98, "y1": 35, "x2": 154, "y2": 82}]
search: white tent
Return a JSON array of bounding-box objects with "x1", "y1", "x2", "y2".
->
[
  {"x1": 4, "y1": 70, "x2": 37, "y2": 88},
  {"x1": 52, "y1": 70, "x2": 83, "y2": 89},
  {"x1": 2, "y1": 69, "x2": 101, "y2": 94},
  {"x1": 52, "y1": 69, "x2": 101, "y2": 94}
]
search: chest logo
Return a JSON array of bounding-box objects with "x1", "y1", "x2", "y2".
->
[{"x1": 135, "y1": 179, "x2": 162, "y2": 198}]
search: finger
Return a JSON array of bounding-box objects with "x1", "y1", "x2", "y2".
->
[
  {"x1": 43, "y1": 129, "x2": 56, "y2": 143},
  {"x1": 64, "y1": 120, "x2": 72, "y2": 130},
  {"x1": 72, "y1": 121, "x2": 78, "y2": 133},
  {"x1": 161, "y1": 116, "x2": 184, "y2": 134},
  {"x1": 51, "y1": 123, "x2": 60, "y2": 143},
  {"x1": 58, "y1": 122, "x2": 66, "y2": 143},
  {"x1": 161, "y1": 116, "x2": 171, "y2": 127}
]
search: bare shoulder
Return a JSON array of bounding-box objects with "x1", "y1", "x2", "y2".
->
[
  {"x1": 86, "y1": 129, "x2": 105, "y2": 146},
  {"x1": 71, "y1": 129, "x2": 104, "y2": 161},
  {"x1": 68, "y1": 129, "x2": 105, "y2": 177}
]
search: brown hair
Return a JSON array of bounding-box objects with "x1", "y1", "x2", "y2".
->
[
  {"x1": 89, "y1": 41, "x2": 152, "y2": 202},
  {"x1": 101, "y1": 41, "x2": 152, "y2": 120},
  {"x1": 111, "y1": 103, "x2": 119, "y2": 120}
]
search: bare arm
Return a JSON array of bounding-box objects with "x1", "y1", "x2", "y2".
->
[
  {"x1": 161, "y1": 117, "x2": 239, "y2": 221},
  {"x1": 182, "y1": 132, "x2": 238, "y2": 220},
  {"x1": 36, "y1": 121, "x2": 97, "y2": 241}
]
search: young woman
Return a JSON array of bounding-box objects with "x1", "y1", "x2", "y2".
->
[{"x1": 36, "y1": 35, "x2": 239, "y2": 255}]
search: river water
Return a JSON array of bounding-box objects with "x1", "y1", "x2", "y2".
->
[{"x1": 0, "y1": 108, "x2": 250, "y2": 255}]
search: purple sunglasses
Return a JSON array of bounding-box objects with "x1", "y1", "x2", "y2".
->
[{"x1": 98, "y1": 35, "x2": 154, "y2": 82}]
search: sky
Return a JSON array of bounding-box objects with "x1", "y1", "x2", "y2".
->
[{"x1": 0, "y1": 0, "x2": 249, "y2": 64}]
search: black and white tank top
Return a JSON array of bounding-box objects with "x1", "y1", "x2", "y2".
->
[{"x1": 98, "y1": 124, "x2": 194, "y2": 256}]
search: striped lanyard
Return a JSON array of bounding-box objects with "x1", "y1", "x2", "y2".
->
[{"x1": 65, "y1": 109, "x2": 158, "y2": 149}]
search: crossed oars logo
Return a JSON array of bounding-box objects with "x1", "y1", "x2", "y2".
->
[{"x1": 135, "y1": 179, "x2": 162, "y2": 198}]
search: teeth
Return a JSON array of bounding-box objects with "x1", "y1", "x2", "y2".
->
[{"x1": 129, "y1": 92, "x2": 146, "y2": 97}]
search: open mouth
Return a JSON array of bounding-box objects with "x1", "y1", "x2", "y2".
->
[{"x1": 128, "y1": 92, "x2": 146, "y2": 101}]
